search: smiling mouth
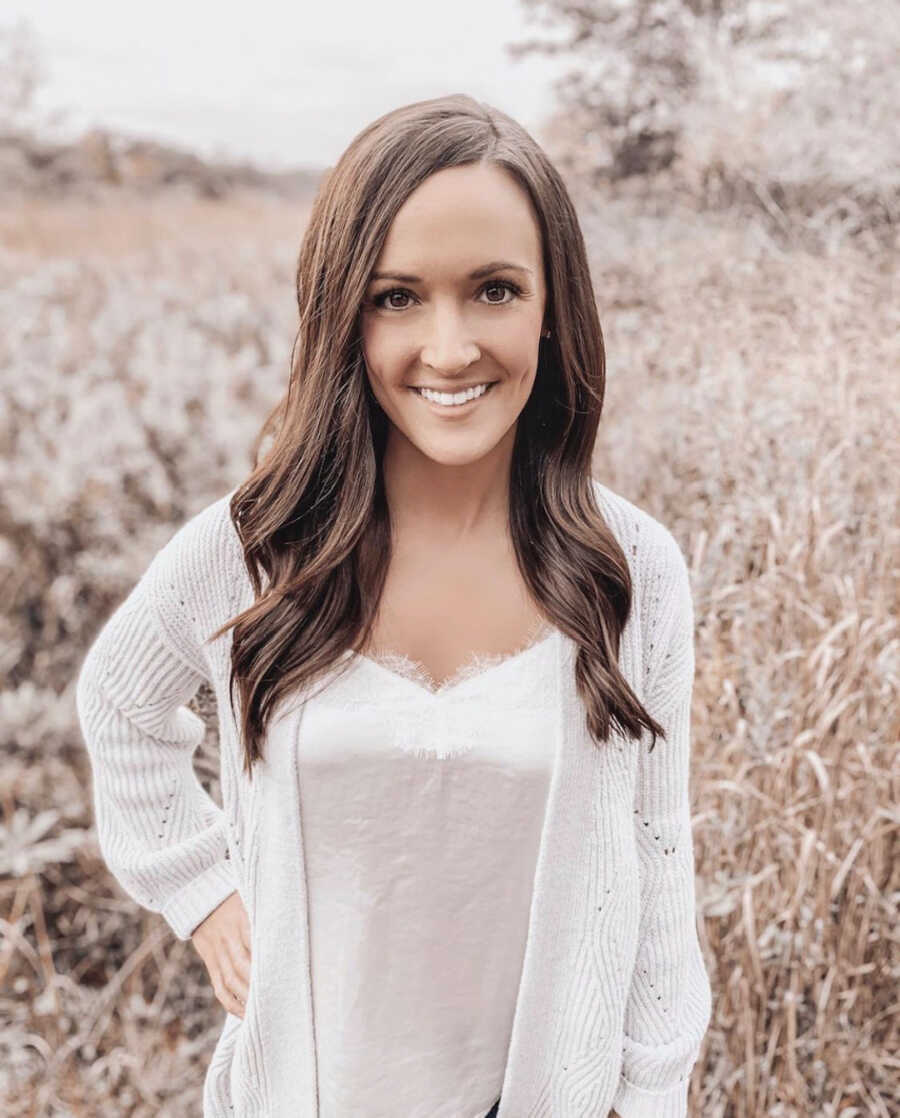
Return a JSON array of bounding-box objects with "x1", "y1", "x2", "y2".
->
[{"x1": 409, "y1": 382, "x2": 498, "y2": 408}]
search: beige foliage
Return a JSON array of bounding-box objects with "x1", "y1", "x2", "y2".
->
[{"x1": 1, "y1": 179, "x2": 896, "y2": 1115}]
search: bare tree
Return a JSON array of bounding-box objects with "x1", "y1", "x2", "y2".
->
[
  {"x1": 0, "y1": 17, "x2": 68, "y2": 142},
  {"x1": 509, "y1": 0, "x2": 717, "y2": 180},
  {"x1": 509, "y1": 0, "x2": 900, "y2": 215}
]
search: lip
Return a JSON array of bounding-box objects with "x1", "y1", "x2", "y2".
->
[{"x1": 409, "y1": 381, "x2": 498, "y2": 392}]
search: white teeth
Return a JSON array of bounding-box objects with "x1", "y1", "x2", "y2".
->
[{"x1": 415, "y1": 382, "x2": 492, "y2": 406}]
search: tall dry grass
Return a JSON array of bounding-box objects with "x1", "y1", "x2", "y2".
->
[{"x1": 1, "y1": 179, "x2": 897, "y2": 1116}]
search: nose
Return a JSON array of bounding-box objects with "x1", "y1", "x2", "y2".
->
[{"x1": 420, "y1": 305, "x2": 480, "y2": 375}]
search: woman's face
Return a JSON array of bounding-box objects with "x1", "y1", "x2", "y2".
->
[{"x1": 359, "y1": 162, "x2": 548, "y2": 469}]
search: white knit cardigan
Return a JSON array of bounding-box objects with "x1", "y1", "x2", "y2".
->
[{"x1": 75, "y1": 478, "x2": 713, "y2": 1118}]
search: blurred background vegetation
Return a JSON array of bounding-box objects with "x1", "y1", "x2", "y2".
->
[{"x1": 1, "y1": 3, "x2": 897, "y2": 1115}]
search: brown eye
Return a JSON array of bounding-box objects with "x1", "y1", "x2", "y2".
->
[
  {"x1": 481, "y1": 280, "x2": 522, "y2": 304},
  {"x1": 371, "y1": 288, "x2": 413, "y2": 310}
]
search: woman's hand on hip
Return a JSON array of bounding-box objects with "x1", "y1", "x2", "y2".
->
[{"x1": 190, "y1": 890, "x2": 251, "y2": 1019}]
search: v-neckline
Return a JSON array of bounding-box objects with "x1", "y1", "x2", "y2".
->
[{"x1": 348, "y1": 624, "x2": 558, "y2": 699}]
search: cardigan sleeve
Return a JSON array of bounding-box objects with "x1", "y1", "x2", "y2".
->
[
  {"x1": 74, "y1": 509, "x2": 239, "y2": 942},
  {"x1": 611, "y1": 527, "x2": 713, "y2": 1118}
]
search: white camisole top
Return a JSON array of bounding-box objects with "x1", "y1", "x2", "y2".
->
[{"x1": 280, "y1": 622, "x2": 560, "y2": 1118}]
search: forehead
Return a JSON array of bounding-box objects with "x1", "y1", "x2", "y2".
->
[{"x1": 374, "y1": 163, "x2": 543, "y2": 275}]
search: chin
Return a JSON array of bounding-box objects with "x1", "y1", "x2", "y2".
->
[{"x1": 413, "y1": 440, "x2": 496, "y2": 467}]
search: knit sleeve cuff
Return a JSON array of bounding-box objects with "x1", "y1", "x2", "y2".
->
[
  {"x1": 160, "y1": 858, "x2": 238, "y2": 941},
  {"x1": 610, "y1": 1071, "x2": 690, "y2": 1118}
]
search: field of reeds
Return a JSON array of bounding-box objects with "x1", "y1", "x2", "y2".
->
[{"x1": 1, "y1": 168, "x2": 897, "y2": 1117}]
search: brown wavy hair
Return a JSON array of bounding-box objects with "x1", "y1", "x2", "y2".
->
[{"x1": 208, "y1": 92, "x2": 666, "y2": 776}]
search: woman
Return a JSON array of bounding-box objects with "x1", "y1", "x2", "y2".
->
[{"x1": 76, "y1": 94, "x2": 712, "y2": 1117}]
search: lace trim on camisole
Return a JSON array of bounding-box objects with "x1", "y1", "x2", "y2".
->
[
  {"x1": 309, "y1": 620, "x2": 559, "y2": 761},
  {"x1": 361, "y1": 617, "x2": 555, "y2": 695}
]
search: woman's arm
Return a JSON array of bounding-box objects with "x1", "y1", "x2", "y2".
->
[
  {"x1": 75, "y1": 507, "x2": 238, "y2": 941},
  {"x1": 609, "y1": 527, "x2": 713, "y2": 1118}
]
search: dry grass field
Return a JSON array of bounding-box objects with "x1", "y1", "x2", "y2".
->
[{"x1": 1, "y1": 178, "x2": 897, "y2": 1116}]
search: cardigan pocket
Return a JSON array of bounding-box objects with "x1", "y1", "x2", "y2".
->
[
  {"x1": 200, "y1": 1007, "x2": 269, "y2": 1118},
  {"x1": 227, "y1": 832, "x2": 270, "y2": 1115},
  {"x1": 200, "y1": 916, "x2": 268, "y2": 1118},
  {"x1": 202, "y1": 1012, "x2": 242, "y2": 1117},
  {"x1": 201, "y1": 823, "x2": 268, "y2": 1116}
]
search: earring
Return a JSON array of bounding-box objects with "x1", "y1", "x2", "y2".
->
[{"x1": 542, "y1": 326, "x2": 552, "y2": 339}]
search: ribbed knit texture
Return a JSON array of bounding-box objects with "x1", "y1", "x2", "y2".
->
[
  {"x1": 74, "y1": 526, "x2": 241, "y2": 941},
  {"x1": 74, "y1": 479, "x2": 713, "y2": 1118}
]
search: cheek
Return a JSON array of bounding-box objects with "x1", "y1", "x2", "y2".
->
[
  {"x1": 497, "y1": 330, "x2": 540, "y2": 377},
  {"x1": 360, "y1": 334, "x2": 393, "y2": 397},
  {"x1": 361, "y1": 325, "x2": 404, "y2": 384},
  {"x1": 507, "y1": 346, "x2": 540, "y2": 393}
]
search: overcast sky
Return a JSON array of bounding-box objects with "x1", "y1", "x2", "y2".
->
[{"x1": 7, "y1": 1, "x2": 571, "y2": 171}]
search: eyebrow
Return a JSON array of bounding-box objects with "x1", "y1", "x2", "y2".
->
[{"x1": 369, "y1": 260, "x2": 533, "y2": 283}]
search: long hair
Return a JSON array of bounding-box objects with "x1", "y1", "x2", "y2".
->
[{"x1": 208, "y1": 92, "x2": 666, "y2": 776}]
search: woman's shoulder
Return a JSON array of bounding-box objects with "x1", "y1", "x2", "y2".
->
[
  {"x1": 142, "y1": 486, "x2": 247, "y2": 662},
  {"x1": 148, "y1": 487, "x2": 244, "y2": 586},
  {"x1": 591, "y1": 478, "x2": 694, "y2": 698},
  {"x1": 590, "y1": 477, "x2": 689, "y2": 589}
]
